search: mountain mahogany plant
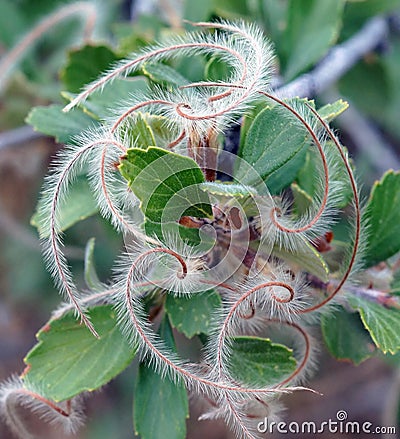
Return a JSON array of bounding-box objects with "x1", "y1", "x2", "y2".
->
[{"x1": 1, "y1": 17, "x2": 400, "y2": 439}]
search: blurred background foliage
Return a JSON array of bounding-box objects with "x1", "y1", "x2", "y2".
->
[{"x1": 1, "y1": 0, "x2": 400, "y2": 438}]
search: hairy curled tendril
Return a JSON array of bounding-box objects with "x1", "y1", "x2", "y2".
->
[{"x1": 3, "y1": 20, "x2": 362, "y2": 439}]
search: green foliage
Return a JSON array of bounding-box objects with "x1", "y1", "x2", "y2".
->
[
  {"x1": 212, "y1": 0, "x2": 251, "y2": 19},
  {"x1": 296, "y1": 141, "x2": 353, "y2": 209},
  {"x1": 204, "y1": 56, "x2": 231, "y2": 81},
  {"x1": 339, "y1": 42, "x2": 400, "y2": 142},
  {"x1": 119, "y1": 146, "x2": 213, "y2": 223},
  {"x1": 391, "y1": 270, "x2": 400, "y2": 296},
  {"x1": 237, "y1": 98, "x2": 349, "y2": 195},
  {"x1": 23, "y1": 306, "x2": 137, "y2": 401},
  {"x1": 183, "y1": 0, "x2": 213, "y2": 22},
  {"x1": 31, "y1": 175, "x2": 98, "y2": 237},
  {"x1": 291, "y1": 182, "x2": 312, "y2": 214},
  {"x1": 4, "y1": 3, "x2": 400, "y2": 439},
  {"x1": 201, "y1": 182, "x2": 257, "y2": 199},
  {"x1": 364, "y1": 171, "x2": 400, "y2": 267},
  {"x1": 280, "y1": 0, "x2": 345, "y2": 80},
  {"x1": 119, "y1": 112, "x2": 157, "y2": 149},
  {"x1": 60, "y1": 44, "x2": 120, "y2": 93},
  {"x1": 272, "y1": 239, "x2": 329, "y2": 282},
  {"x1": 134, "y1": 317, "x2": 189, "y2": 439},
  {"x1": 342, "y1": 0, "x2": 400, "y2": 38},
  {"x1": 317, "y1": 99, "x2": 349, "y2": 121},
  {"x1": 63, "y1": 77, "x2": 149, "y2": 120},
  {"x1": 165, "y1": 290, "x2": 221, "y2": 338},
  {"x1": 84, "y1": 237, "x2": 102, "y2": 290},
  {"x1": 348, "y1": 295, "x2": 400, "y2": 355},
  {"x1": 26, "y1": 104, "x2": 97, "y2": 143},
  {"x1": 142, "y1": 63, "x2": 189, "y2": 87},
  {"x1": 229, "y1": 336, "x2": 297, "y2": 386},
  {"x1": 321, "y1": 307, "x2": 375, "y2": 365},
  {"x1": 0, "y1": 0, "x2": 27, "y2": 46},
  {"x1": 236, "y1": 100, "x2": 309, "y2": 191}
]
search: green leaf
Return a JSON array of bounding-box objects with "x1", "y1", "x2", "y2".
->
[
  {"x1": 258, "y1": 0, "x2": 288, "y2": 46},
  {"x1": 183, "y1": 0, "x2": 213, "y2": 22},
  {"x1": 264, "y1": 144, "x2": 308, "y2": 194},
  {"x1": 144, "y1": 219, "x2": 215, "y2": 250},
  {"x1": 342, "y1": 0, "x2": 400, "y2": 39},
  {"x1": 201, "y1": 181, "x2": 257, "y2": 198},
  {"x1": 213, "y1": 0, "x2": 251, "y2": 18},
  {"x1": 272, "y1": 238, "x2": 329, "y2": 282},
  {"x1": 379, "y1": 40, "x2": 400, "y2": 140},
  {"x1": 140, "y1": 114, "x2": 176, "y2": 141},
  {"x1": 238, "y1": 101, "x2": 268, "y2": 155},
  {"x1": 321, "y1": 306, "x2": 375, "y2": 365},
  {"x1": 0, "y1": 0, "x2": 27, "y2": 47},
  {"x1": 134, "y1": 317, "x2": 188, "y2": 439},
  {"x1": 391, "y1": 270, "x2": 400, "y2": 296},
  {"x1": 84, "y1": 238, "x2": 102, "y2": 290},
  {"x1": 26, "y1": 104, "x2": 97, "y2": 143},
  {"x1": 317, "y1": 99, "x2": 349, "y2": 122},
  {"x1": 165, "y1": 290, "x2": 221, "y2": 338},
  {"x1": 339, "y1": 58, "x2": 390, "y2": 126},
  {"x1": 23, "y1": 306, "x2": 137, "y2": 401},
  {"x1": 236, "y1": 100, "x2": 310, "y2": 190},
  {"x1": 338, "y1": 42, "x2": 400, "y2": 142},
  {"x1": 31, "y1": 175, "x2": 98, "y2": 237},
  {"x1": 202, "y1": 181, "x2": 263, "y2": 218},
  {"x1": 296, "y1": 141, "x2": 353, "y2": 209},
  {"x1": 114, "y1": 15, "x2": 164, "y2": 55},
  {"x1": 60, "y1": 44, "x2": 120, "y2": 93},
  {"x1": 281, "y1": 0, "x2": 345, "y2": 80},
  {"x1": 291, "y1": 182, "x2": 312, "y2": 215},
  {"x1": 295, "y1": 151, "x2": 317, "y2": 196},
  {"x1": 229, "y1": 336, "x2": 297, "y2": 387},
  {"x1": 364, "y1": 171, "x2": 400, "y2": 267},
  {"x1": 348, "y1": 295, "x2": 400, "y2": 355},
  {"x1": 341, "y1": 41, "x2": 400, "y2": 141},
  {"x1": 204, "y1": 56, "x2": 231, "y2": 82},
  {"x1": 142, "y1": 63, "x2": 189, "y2": 87},
  {"x1": 63, "y1": 77, "x2": 149, "y2": 121},
  {"x1": 119, "y1": 112, "x2": 156, "y2": 149},
  {"x1": 238, "y1": 99, "x2": 346, "y2": 163},
  {"x1": 119, "y1": 146, "x2": 212, "y2": 223}
]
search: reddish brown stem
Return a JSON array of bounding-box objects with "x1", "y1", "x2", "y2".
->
[
  {"x1": 296, "y1": 104, "x2": 361, "y2": 314},
  {"x1": 259, "y1": 92, "x2": 330, "y2": 234},
  {"x1": 19, "y1": 389, "x2": 71, "y2": 418}
]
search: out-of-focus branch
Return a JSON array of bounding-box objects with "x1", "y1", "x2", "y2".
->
[
  {"x1": 308, "y1": 274, "x2": 400, "y2": 309},
  {"x1": 0, "y1": 1, "x2": 98, "y2": 94},
  {"x1": 0, "y1": 13, "x2": 395, "y2": 154},
  {"x1": 323, "y1": 90, "x2": 400, "y2": 176},
  {"x1": 0, "y1": 126, "x2": 44, "y2": 151},
  {"x1": 382, "y1": 368, "x2": 400, "y2": 439},
  {"x1": 277, "y1": 15, "x2": 389, "y2": 98},
  {"x1": 0, "y1": 199, "x2": 84, "y2": 259}
]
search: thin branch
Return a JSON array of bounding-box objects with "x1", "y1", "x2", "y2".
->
[
  {"x1": 277, "y1": 15, "x2": 389, "y2": 98},
  {"x1": 0, "y1": 210, "x2": 84, "y2": 260},
  {"x1": 0, "y1": 1, "x2": 98, "y2": 94},
  {"x1": 0, "y1": 126, "x2": 45, "y2": 151},
  {"x1": 382, "y1": 369, "x2": 400, "y2": 439},
  {"x1": 0, "y1": 14, "x2": 392, "y2": 152},
  {"x1": 308, "y1": 275, "x2": 400, "y2": 309},
  {"x1": 322, "y1": 90, "x2": 400, "y2": 175},
  {"x1": 159, "y1": 0, "x2": 182, "y2": 29}
]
